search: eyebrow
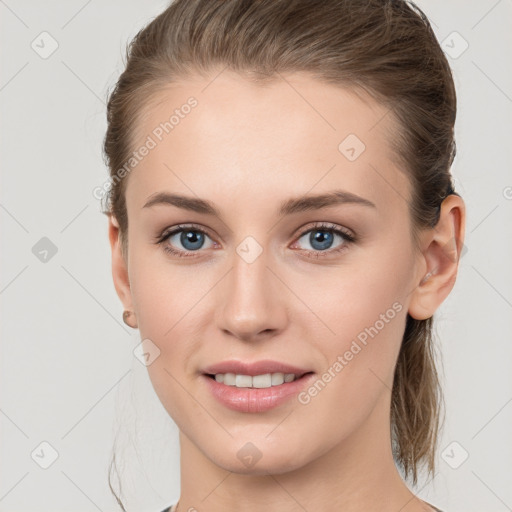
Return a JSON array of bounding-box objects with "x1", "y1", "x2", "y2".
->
[{"x1": 142, "y1": 189, "x2": 376, "y2": 216}]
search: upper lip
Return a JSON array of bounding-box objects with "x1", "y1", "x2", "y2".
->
[{"x1": 202, "y1": 360, "x2": 313, "y2": 377}]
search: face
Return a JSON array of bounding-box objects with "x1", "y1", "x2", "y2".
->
[{"x1": 111, "y1": 70, "x2": 431, "y2": 474}]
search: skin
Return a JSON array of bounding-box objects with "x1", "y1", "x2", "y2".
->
[{"x1": 108, "y1": 70, "x2": 465, "y2": 512}]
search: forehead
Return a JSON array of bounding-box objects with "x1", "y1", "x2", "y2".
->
[{"x1": 125, "y1": 70, "x2": 410, "y2": 217}]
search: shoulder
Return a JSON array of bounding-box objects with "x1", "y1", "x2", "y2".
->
[
  {"x1": 421, "y1": 501, "x2": 445, "y2": 512},
  {"x1": 158, "y1": 504, "x2": 445, "y2": 512}
]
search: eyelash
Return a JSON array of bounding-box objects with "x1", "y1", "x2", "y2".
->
[{"x1": 154, "y1": 222, "x2": 356, "y2": 259}]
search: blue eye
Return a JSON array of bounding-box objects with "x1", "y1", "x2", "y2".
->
[
  {"x1": 157, "y1": 224, "x2": 214, "y2": 257},
  {"x1": 170, "y1": 229, "x2": 208, "y2": 251},
  {"x1": 292, "y1": 223, "x2": 355, "y2": 257},
  {"x1": 156, "y1": 222, "x2": 356, "y2": 259},
  {"x1": 298, "y1": 229, "x2": 338, "y2": 251}
]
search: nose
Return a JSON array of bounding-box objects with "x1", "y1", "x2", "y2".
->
[{"x1": 215, "y1": 249, "x2": 288, "y2": 343}]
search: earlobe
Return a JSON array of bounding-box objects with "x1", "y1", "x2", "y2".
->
[
  {"x1": 408, "y1": 194, "x2": 466, "y2": 320},
  {"x1": 108, "y1": 214, "x2": 135, "y2": 315}
]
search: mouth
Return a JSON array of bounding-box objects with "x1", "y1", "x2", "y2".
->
[
  {"x1": 200, "y1": 360, "x2": 316, "y2": 412},
  {"x1": 201, "y1": 370, "x2": 317, "y2": 413}
]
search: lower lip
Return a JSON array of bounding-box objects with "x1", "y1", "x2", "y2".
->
[{"x1": 201, "y1": 373, "x2": 315, "y2": 413}]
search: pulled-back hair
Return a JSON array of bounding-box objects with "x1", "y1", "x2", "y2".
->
[{"x1": 103, "y1": 0, "x2": 459, "y2": 508}]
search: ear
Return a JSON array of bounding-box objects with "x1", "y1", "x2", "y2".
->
[
  {"x1": 108, "y1": 214, "x2": 134, "y2": 312},
  {"x1": 408, "y1": 194, "x2": 466, "y2": 320}
]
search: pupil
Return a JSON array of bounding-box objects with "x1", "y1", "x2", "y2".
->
[
  {"x1": 181, "y1": 231, "x2": 204, "y2": 250},
  {"x1": 311, "y1": 230, "x2": 333, "y2": 250}
]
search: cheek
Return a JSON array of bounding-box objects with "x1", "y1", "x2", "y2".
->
[
  {"x1": 289, "y1": 240, "x2": 411, "y2": 406},
  {"x1": 127, "y1": 245, "x2": 205, "y2": 385},
  {"x1": 128, "y1": 241, "x2": 197, "y2": 340},
  {"x1": 291, "y1": 241, "x2": 411, "y2": 349},
  {"x1": 130, "y1": 263, "x2": 203, "y2": 425},
  {"x1": 293, "y1": 283, "x2": 406, "y2": 445}
]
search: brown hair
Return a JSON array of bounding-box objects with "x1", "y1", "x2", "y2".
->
[{"x1": 103, "y1": 0, "x2": 459, "y2": 508}]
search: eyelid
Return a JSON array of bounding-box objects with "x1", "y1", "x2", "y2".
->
[
  {"x1": 292, "y1": 221, "x2": 355, "y2": 241},
  {"x1": 156, "y1": 222, "x2": 213, "y2": 241}
]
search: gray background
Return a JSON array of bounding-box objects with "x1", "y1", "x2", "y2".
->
[{"x1": 1, "y1": 0, "x2": 511, "y2": 510}]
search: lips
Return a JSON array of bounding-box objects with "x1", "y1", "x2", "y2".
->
[
  {"x1": 201, "y1": 359, "x2": 312, "y2": 378},
  {"x1": 202, "y1": 371, "x2": 317, "y2": 413}
]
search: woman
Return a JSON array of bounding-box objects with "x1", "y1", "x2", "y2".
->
[{"x1": 103, "y1": 0, "x2": 465, "y2": 510}]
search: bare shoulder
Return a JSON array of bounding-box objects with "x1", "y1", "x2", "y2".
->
[{"x1": 423, "y1": 503, "x2": 445, "y2": 512}]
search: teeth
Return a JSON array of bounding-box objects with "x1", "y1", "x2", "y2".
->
[
  {"x1": 213, "y1": 372, "x2": 298, "y2": 388},
  {"x1": 236, "y1": 374, "x2": 252, "y2": 387}
]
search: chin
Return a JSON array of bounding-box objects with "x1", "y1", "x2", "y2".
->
[{"x1": 206, "y1": 441, "x2": 310, "y2": 476}]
